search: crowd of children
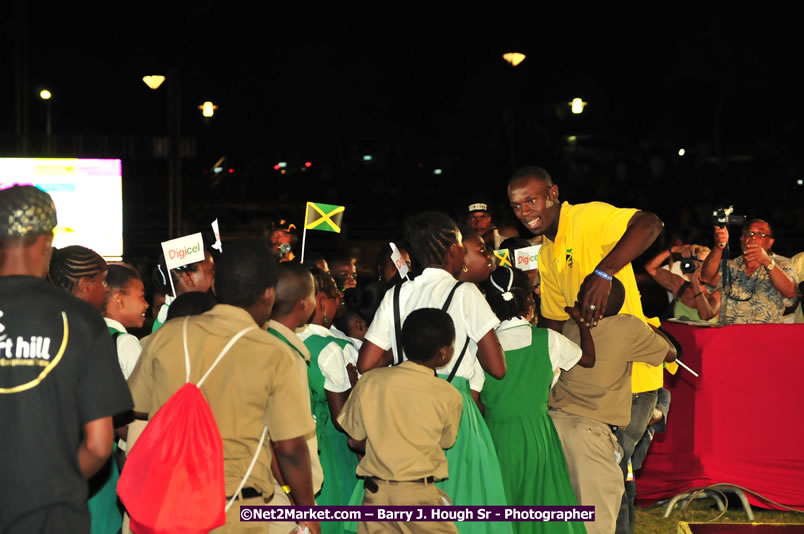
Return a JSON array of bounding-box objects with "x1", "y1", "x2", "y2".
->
[{"x1": 1, "y1": 183, "x2": 677, "y2": 534}]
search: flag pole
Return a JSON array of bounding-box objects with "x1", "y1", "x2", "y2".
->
[
  {"x1": 676, "y1": 359, "x2": 699, "y2": 377},
  {"x1": 300, "y1": 226, "x2": 308, "y2": 264},
  {"x1": 168, "y1": 270, "x2": 177, "y2": 299}
]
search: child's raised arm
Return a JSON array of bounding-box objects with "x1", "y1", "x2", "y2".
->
[{"x1": 564, "y1": 305, "x2": 595, "y2": 368}]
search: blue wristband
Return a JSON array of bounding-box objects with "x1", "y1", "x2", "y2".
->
[{"x1": 593, "y1": 269, "x2": 613, "y2": 281}]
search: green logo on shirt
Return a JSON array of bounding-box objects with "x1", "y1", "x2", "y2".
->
[{"x1": 565, "y1": 248, "x2": 573, "y2": 267}]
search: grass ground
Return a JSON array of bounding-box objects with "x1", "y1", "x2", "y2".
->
[{"x1": 634, "y1": 499, "x2": 804, "y2": 534}]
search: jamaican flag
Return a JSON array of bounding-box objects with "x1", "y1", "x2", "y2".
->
[
  {"x1": 493, "y1": 248, "x2": 512, "y2": 268},
  {"x1": 304, "y1": 202, "x2": 345, "y2": 233}
]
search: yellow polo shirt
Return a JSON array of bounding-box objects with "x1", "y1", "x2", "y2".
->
[{"x1": 538, "y1": 201, "x2": 669, "y2": 393}]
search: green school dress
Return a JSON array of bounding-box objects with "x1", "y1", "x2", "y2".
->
[
  {"x1": 483, "y1": 325, "x2": 586, "y2": 534},
  {"x1": 303, "y1": 334, "x2": 359, "y2": 534}
]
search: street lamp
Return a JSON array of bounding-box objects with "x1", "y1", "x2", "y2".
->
[
  {"x1": 199, "y1": 101, "x2": 217, "y2": 118},
  {"x1": 39, "y1": 89, "x2": 53, "y2": 153},
  {"x1": 142, "y1": 75, "x2": 166, "y2": 90},
  {"x1": 570, "y1": 97, "x2": 587, "y2": 115},
  {"x1": 502, "y1": 53, "x2": 526, "y2": 67}
]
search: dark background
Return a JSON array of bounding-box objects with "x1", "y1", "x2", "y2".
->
[{"x1": 3, "y1": 4, "x2": 803, "y2": 260}]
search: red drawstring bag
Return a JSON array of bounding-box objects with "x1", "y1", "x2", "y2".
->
[{"x1": 118, "y1": 318, "x2": 262, "y2": 534}]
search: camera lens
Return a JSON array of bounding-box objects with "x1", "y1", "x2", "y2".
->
[{"x1": 680, "y1": 259, "x2": 696, "y2": 274}]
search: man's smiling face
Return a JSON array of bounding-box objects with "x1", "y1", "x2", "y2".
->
[{"x1": 508, "y1": 176, "x2": 560, "y2": 237}]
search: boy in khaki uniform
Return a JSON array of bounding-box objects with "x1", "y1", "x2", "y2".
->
[
  {"x1": 548, "y1": 280, "x2": 676, "y2": 534},
  {"x1": 128, "y1": 241, "x2": 319, "y2": 534},
  {"x1": 338, "y1": 308, "x2": 462, "y2": 534},
  {"x1": 267, "y1": 263, "x2": 326, "y2": 498}
]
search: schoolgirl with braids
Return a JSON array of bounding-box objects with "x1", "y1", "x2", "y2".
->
[
  {"x1": 354, "y1": 211, "x2": 512, "y2": 534},
  {"x1": 297, "y1": 268, "x2": 359, "y2": 526},
  {"x1": 480, "y1": 266, "x2": 593, "y2": 534},
  {"x1": 48, "y1": 245, "x2": 108, "y2": 311},
  {"x1": 50, "y1": 248, "x2": 131, "y2": 534}
]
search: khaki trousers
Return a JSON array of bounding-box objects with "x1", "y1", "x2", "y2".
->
[
  {"x1": 549, "y1": 408, "x2": 624, "y2": 534},
  {"x1": 359, "y1": 479, "x2": 458, "y2": 534},
  {"x1": 213, "y1": 482, "x2": 296, "y2": 533}
]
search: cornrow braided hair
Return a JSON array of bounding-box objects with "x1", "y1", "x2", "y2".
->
[
  {"x1": 309, "y1": 267, "x2": 339, "y2": 298},
  {"x1": 48, "y1": 245, "x2": 106, "y2": 292},
  {"x1": 106, "y1": 263, "x2": 142, "y2": 291},
  {"x1": 404, "y1": 211, "x2": 461, "y2": 270}
]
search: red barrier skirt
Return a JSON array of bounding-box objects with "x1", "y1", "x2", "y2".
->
[{"x1": 635, "y1": 322, "x2": 804, "y2": 510}]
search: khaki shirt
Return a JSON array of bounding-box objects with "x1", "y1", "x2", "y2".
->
[
  {"x1": 128, "y1": 304, "x2": 315, "y2": 497},
  {"x1": 337, "y1": 361, "x2": 462, "y2": 481},
  {"x1": 548, "y1": 315, "x2": 669, "y2": 427},
  {"x1": 266, "y1": 320, "x2": 324, "y2": 494}
]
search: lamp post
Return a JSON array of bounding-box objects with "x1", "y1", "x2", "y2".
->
[
  {"x1": 501, "y1": 52, "x2": 526, "y2": 168},
  {"x1": 39, "y1": 89, "x2": 52, "y2": 153},
  {"x1": 142, "y1": 72, "x2": 184, "y2": 237}
]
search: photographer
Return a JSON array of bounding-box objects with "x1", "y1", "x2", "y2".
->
[
  {"x1": 701, "y1": 219, "x2": 797, "y2": 324},
  {"x1": 645, "y1": 244, "x2": 720, "y2": 321}
]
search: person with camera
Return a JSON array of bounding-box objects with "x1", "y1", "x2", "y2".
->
[
  {"x1": 701, "y1": 219, "x2": 797, "y2": 324},
  {"x1": 645, "y1": 244, "x2": 720, "y2": 322}
]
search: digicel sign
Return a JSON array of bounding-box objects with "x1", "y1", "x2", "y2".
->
[
  {"x1": 514, "y1": 245, "x2": 541, "y2": 272},
  {"x1": 168, "y1": 243, "x2": 201, "y2": 261},
  {"x1": 161, "y1": 232, "x2": 206, "y2": 270}
]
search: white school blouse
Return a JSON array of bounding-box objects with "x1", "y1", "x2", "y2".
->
[{"x1": 365, "y1": 268, "x2": 500, "y2": 384}]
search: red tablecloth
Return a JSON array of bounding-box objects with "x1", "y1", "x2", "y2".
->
[{"x1": 636, "y1": 322, "x2": 804, "y2": 510}]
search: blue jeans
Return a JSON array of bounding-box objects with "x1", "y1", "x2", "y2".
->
[{"x1": 614, "y1": 389, "x2": 659, "y2": 534}]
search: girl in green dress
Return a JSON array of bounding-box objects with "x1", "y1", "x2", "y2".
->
[
  {"x1": 481, "y1": 266, "x2": 593, "y2": 534},
  {"x1": 356, "y1": 211, "x2": 512, "y2": 534},
  {"x1": 298, "y1": 269, "x2": 359, "y2": 534}
]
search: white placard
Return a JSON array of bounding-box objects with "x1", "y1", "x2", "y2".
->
[
  {"x1": 211, "y1": 218, "x2": 222, "y2": 253},
  {"x1": 389, "y1": 242, "x2": 410, "y2": 279},
  {"x1": 514, "y1": 245, "x2": 542, "y2": 271},
  {"x1": 161, "y1": 232, "x2": 205, "y2": 270}
]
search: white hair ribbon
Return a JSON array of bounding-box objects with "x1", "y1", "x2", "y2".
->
[{"x1": 490, "y1": 266, "x2": 515, "y2": 301}]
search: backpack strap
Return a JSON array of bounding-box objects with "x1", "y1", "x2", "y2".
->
[
  {"x1": 180, "y1": 317, "x2": 269, "y2": 511},
  {"x1": 392, "y1": 281, "x2": 406, "y2": 365},
  {"x1": 183, "y1": 317, "x2": 192, "y2": 383},
  {"x1": 225, "y1": 425, "x2": 268, "y2": 512},
  {"x1": 181, "y1": 315, "x2": 258, "y2": 387},
  {"x1": 197, "y1": 325, "x2": 258, "y2": 388},
  {"x1": 442, "y1": 281, "x2": 468, "y2": 383}
]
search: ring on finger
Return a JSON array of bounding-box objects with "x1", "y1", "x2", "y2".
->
[{"x1": 588, "y1": 304, "x2": 596, "y2": 311}]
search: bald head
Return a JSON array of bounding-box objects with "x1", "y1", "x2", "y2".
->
[{"x1": 272, "y1": 263, "x2": 315, "y2": 319}]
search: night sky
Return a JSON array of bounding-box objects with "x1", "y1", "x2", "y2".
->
[{"x1": 4, "y1": 4, "x2": 803, "y2": 256}]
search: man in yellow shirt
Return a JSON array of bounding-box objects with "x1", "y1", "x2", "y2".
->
[{"x1": 508, "y1": 166, "x2": 667, "y2": 534}]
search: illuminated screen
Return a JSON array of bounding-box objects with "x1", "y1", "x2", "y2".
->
[{"x1": 0, "y1": 158, "x2": 123, "y2": 259}]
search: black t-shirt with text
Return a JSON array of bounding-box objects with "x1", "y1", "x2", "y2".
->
[{"x1": 0, "y1": 275, "x2": 133, "y2": 530}]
